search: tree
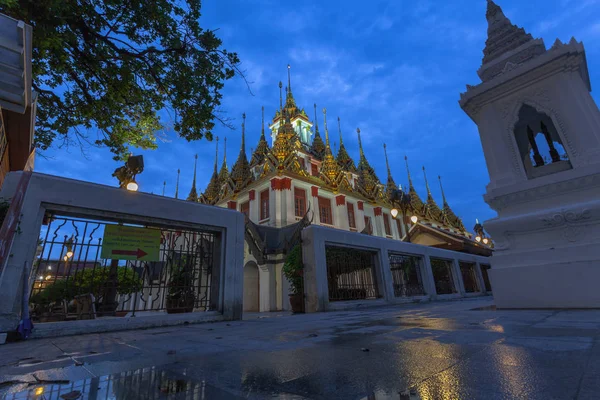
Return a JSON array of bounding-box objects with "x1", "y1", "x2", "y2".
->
[{"x1": 0, "y1": 0, "x2": 242, "y2": 160}]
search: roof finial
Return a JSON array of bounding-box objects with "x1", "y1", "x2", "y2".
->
[
  {"x1": 287, "y1": 64, "x2": 292, "y2": 94},
  {"x1": 278, "y1": 81, "x2": 283, "y2": 112},
  {"x1": 313, "y1": 103, "x2": 319, "y2": 133},
  {"x1": 384, "y1": 143, "x2": 391, "y2": 176},
  {"x1": 357, "y1": 128, "x2": 364, "y2": 156},
  {"x1": 175, "y1": 169, "x2": 180, "y2": 199},
  {"x1": 162, "y1": 181, "x2": 166, "y2": 196},
  {"x1": 241, "y1": 113, "x2": 246, "y2": 153},
  {"x1": 261, "y1": 106, "x2": 265, "y2": 139},
  {"x1": 337, "y1": 117, "x2": 344, "y2": 145},
  {"x1": 187, "y1": 154, "x2": 199, "y2": 201},
  {"x1": 404, "y1": 155, "x2": 413, "y2": 188},
  {"x1": 438, "y1": 175, "x2": 448, "y2": 206},
  {"x1": 214, "y1": 137, "x2": 219, "y2": 173},
  {"x1": 223, "y1": 137, "x2": 227, "y2": 164},
  {"x1": 323, "y1": 108, "x2": 330, "y2": 146},
  {"x1": 422, "y1": 166, "x2": 431, "y2": 195}
]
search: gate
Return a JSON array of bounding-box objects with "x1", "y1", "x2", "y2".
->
[
  {"x1": 325, "y1": 246, "x2": 379, "y2": 301},
  {"x1": 29, "y1": 213, "x2": 217, "y2": 323},
  {"x1": 388, "y1": 253, "x2": 426, "y2": 297}
]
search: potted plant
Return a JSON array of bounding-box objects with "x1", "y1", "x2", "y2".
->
[
  {"x1": 283, "y1": 244, "x2": 304, "y2": 313},
  {"x1": 166, "y1": 263, "x2": 196, "y2": 313}
]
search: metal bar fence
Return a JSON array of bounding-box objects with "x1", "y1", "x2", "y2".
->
[
  {"x1": 388, "y1": 252, "x2": 426, "y2": 297},
  {"x1": 325, "y1": 246, "x2": 379, "y2": 301}
]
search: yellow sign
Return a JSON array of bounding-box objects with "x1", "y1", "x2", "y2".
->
[{"x1": 101, "y1": 225, "x2": 161, "y2": 261}]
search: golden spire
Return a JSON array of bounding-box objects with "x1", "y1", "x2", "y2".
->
[
  {"x1": 186, "y1": 154, "x2": 199, "y2": 201},
  {"x1": 319, "y1": 107, "x2": 349, "y2": 192},
  {"x1": 384, "y1": 144, "x2": 398, "y2": 199},
  {"x1": 310, "y1": 103, "x2": 325, "y2": 159},
  {"x1": 201, "y1": 136, "x2": 222, "y2": 205},
  {"x1": 355, "y1": 127, "x2": 382, "y2": 199},
  {"x1": 175, "y1": 169, "x2": 180, "y2": 199},
  {"x1": 229, "y1": 113, "x2": 253, "y2": 193},
  {"x1": 335, "y1": 117, "x2": 356, "y2": 172},
  {"x1": 404, "y1": 156, "x2": 424, "y2": 215},
  {"x1": 438, "y1": 175, "x2": 466, "y2": 231},
  {"x1": 162, "y1": 181, "x2": 166, "y2": 196},
  {"x1": 218, "y1": 137, "x2": 229, "y2": 184},
  {"x1": 261, "y1": 105, "x2": 265, "y2": 138},
  {"x1": 422, "y1": 166, "x2": 442, "y2": 222},
  {"x1": 279, "y1": 81, "x2": 283, "y2": 112},
  {"x1": 251, "y1": 107, "x2": 271, "y2": 167}
]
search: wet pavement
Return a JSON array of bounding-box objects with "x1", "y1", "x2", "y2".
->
[{"x1": 1, "y1": 297, "x2": 600, "y2": 399}]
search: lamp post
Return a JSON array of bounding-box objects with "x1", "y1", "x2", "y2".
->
[
  {"x1": 473, "y1": 219, "x2": 492, "y2": 247},
  {"x1": 112, "y1": 154, "x2": 144, "y2": 191},
  {"x1": 390, "y1": 189, "x2": 416, "y2": 243}
]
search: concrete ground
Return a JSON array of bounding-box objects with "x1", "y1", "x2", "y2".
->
[{"x1": 1, "y1": 297, "x2": 599, "y2": 399}]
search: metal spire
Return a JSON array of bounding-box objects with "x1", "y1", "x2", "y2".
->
[
  {"x1": 175, "y1": 169, "x2": 180, "y2": 199},
  {"x1": 438, "y1": 175, "x2": 448, "y2": 205},
  {"x1": 214, "y1": 137, "x2": 219, "y2": 173},
  {"x1": 278, "y1": 81, "x2": 283, "y2": 112},
  {"x1": 162, "y1": 181, "x2": 166, "y2": 196},
  {"x1": 357, "y1": 128, "x2": 364, "y2": 157},
  {"x1": 313, "y1": 103, "x2": 319, "y2": 133},
  {"x1": 223, "y1": 137, "x2": 227, "y2": 165},
  {"x1": 405, "y1": 156, "x2": 413, "y2": 188},
  {"x1": 261, "y1": 106, "x2": 265, "y2": 139},
  {"x1": 287, "y1": 64, "x2": 292, "y2": 94},
  {"x1": 384, "y1": 143, "x2": 391, "y2": 176},
  {"x1": 323, "y1": 107, "x2": 330, "y2": 146},
  {"x1": 241, "y1": 113, "x2": 246, "y2": 154},
  {"x1": 337, "y1": 117, "x2": 344, "y2": 145},
  {"x1": 422, "y1": 166, "x2": 431, "y2": 195}
]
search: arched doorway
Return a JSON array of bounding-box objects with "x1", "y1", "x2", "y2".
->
[{"x1": 243, "y1": 262, "x2": 260, "y2": 312}]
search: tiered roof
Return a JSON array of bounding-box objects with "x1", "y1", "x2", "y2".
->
[{"x1": 336, "y1": 118, "x2": 357, "y2": 173}]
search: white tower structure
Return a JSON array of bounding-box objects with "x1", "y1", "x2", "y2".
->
[{"x1": 460, "y1": 0, "x2": 600, "y2": 308}]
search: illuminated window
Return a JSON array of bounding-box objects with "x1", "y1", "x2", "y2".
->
[
  {"x1": 294, "y1": 187, "x2": 306, "y2": 217},
  {"x1": 347, "y1": 202, "x2": 356, "y2": 229},
  {"x1": 318, "y1": 196, "x2": 333, "y2": 225},
  {"x1": 240, "y1": 201, "x2": 249, "y2": 218},
  {"x1": 383, "y1": 213, "x2": 392, "y2": 237},
  {"x1": 260, "y1": 189, "x2": 269, "y2": 220}
]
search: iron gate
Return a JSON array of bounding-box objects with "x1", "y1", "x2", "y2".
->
[
  {"x1": 430, "y1": 258, "x2": 457, "y2": 295},
  {"x1": 388, "y1": 253, "x2": 426, "y2": 297},
  {"x1": 459, "y1": 262, "x2": 480, "y2": 293},
  {"x1": 29, "y1": 214, "x2": 217, "y2": 323},
  {"x1": 325, "y1": 246, "x2": 379, "y2": 301}
]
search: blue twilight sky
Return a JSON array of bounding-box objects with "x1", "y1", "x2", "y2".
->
[{"x1": 35, "y1": 0, "x2": 600, "y2": 230}]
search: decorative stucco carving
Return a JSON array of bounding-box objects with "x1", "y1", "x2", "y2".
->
[{"x1": 541, "y1": 209, "x2": 591, "y2": 227}]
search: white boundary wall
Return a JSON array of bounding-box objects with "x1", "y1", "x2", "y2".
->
[
  {"x1": 301, "y1": 225, "x2": 491, "y2": 313},
  {"x1": 0, "y1": 172, "x2": 245, "y2": 338}
]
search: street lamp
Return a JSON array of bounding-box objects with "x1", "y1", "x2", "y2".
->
[
  {"x1": 410, "y1": 215, "x2": 418, "y2": 224},
  {"x1": 390, "y1": 189, "x2": 415, "y2": 242},
  {"x1": 112, "y1": 154, "x2": 144, "y2": 191},
  {"x1": 390, "y1": 208, "x2": 399, "y2": 219},
  {"x1": 483, "y1": 237, "x2": 489, "y2": 245}
]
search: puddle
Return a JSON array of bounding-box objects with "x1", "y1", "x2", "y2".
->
[
  {"x1": 360, "y1": 389, "x2": 422, "y2": 399},
  {"x1": 2, "y1": 366, "x2": 240, "y2": 399}
]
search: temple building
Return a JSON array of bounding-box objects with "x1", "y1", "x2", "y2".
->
[{"x1": 179, "y1": 66, "x2": 492, "y2": 312}]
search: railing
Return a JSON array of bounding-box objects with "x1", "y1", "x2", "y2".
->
[
  {"x1": 388, "y1": 253, "x2": 425, "y2": 297},
  {"x1": 30, "y1": 214, "x2": 216, "y2": 323},
  {"x1": 430, "y1": 257, "x2": 458, "y2": 295},
  {"x1": 480, "y1": 264, "x2": 492, "y2": 292},
  {"x1": 459, "y1": 261, "x2": 480, "y2": 293},
  {"x1": 325, "y1": 245, "x2": 379, "y2": 301}
]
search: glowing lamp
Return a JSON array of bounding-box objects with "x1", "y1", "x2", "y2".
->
[
  {"x1": 126, "y1": 180, "x2": 139, "y2": 192},
  {"x1": 66, "y1": 251, "x2": 74, "y2": 258},
  {"x1": 483, "y1": 238, "x2": 489, "y2": 244},
  {"x1": 475, "y1": 236, "x2": 482, "y2": 242},
  {"x1": 63, "y1": 255, "x2": 68, "y2": 262},
  {"x1": 391, "y1": 208, "x2": 399, "y2": 219},
  {"x1": 38, "y1": 275, "x2": 44, "y2": 281},
  {"x1": 47, "y1": 265, "x2": 52, "y2": 270},
  {"x1": 45, "y1": 275, "x2": 52, "y2": 280},
  {"x1": 410, "y1": 215, "x2": 418, "y2": 224},
  {"x1": 35, "y1": 387, "x2": 44, "y2": 396}
]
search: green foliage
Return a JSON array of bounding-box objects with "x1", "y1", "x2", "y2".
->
[
  {"x1": 30, "y1": 266, "x2": 143, "y2": 305},
  {"x1": 283, "y1": 245, "x2": 303, "y2": 295},
  {"x1": 0, "y1": 0, "x2": 242, "y2": 160}
]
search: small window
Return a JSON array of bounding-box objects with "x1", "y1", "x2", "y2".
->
[
  {"x1": 294, "y1": 187, "x2": 306, "y2": 217},
  {"x1": 364, "y1": 216, "x2": 373, "y2": 235},
  {"x1": 318, "y1": 196, "x2": 333, "y2": 225},
  {"x1": 299, "y1": 158, "x2": 306, "y2": 171},
  {"x1": 260, "y1": 189, "x2": 269, "y2": 220},
  {"x1": 347, "y1": 202, "x2": 356, "y2": 230},
  {"x1": 311, "y1": 163, "x2": 319, "y2": 176},
  {"x1": 396, "y1": 218, "x2": 404, "y2": 238},
  {"x1": 240, "y1": 201, "x2": 249, "y2": 218},
  {"x1": 383, "y1": 213, "x2": 392, "y2": 237}
]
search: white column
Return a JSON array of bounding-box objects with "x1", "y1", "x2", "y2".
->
[
  {"x1": 422, "y1": 256, "x2": 437, "y2": 298},
  {"x1": 310, "y1": 186, "x2": 321, "y2": 224},
  {"x1": 249, "y1": 190, "x2": 259, "y2": 222},
  {"x1": 334, "y1": 195, "x2": 349, "y2": 230},
  {"x1": 259, "y1": 264, "x2": 277, "y2": 312},
  {"x1": 286, "y1": 184, "x2": 296, "y2": 225},
  {"x1": 453, "y1": 259, "x2": 465, "y2": 295}
]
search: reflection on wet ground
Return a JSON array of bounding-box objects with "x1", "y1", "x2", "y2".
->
[
  {"x1": 2, "y1": 298, "x2": 600, "y2": 399},
  {"x1": 3, "y1": 366, "x2": 242, "y2": 399}
]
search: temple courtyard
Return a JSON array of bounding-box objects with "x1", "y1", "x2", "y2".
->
[{"x1": 0, "y1": 298, "x2": 599, "y2": 399}]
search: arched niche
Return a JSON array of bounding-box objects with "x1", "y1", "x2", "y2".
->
[
  {"x1": 513, "y1": 104, "x2": 572, "y2": 179},
  {"x1": 243, "y1": 261, "x2": 260, "y2": 312}
]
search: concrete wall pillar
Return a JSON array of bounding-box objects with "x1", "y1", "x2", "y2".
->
[{"x1": 334, "y1": 195, "x2": 349, "y2": 231}]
